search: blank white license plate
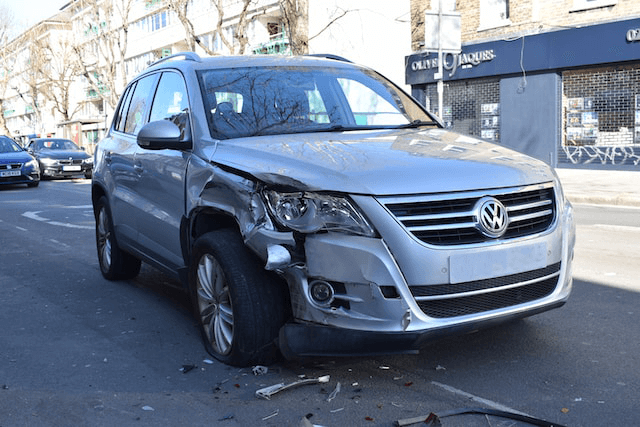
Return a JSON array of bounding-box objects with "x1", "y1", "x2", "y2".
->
[
  {"x1": 63, "y1": 165, "x2": 82, "y2": 171},
  {"x1": 0, "y1": 170, "x2": 20, "y2": 177},
  {"x1": 449, "y1": 242, "x2": 547, "y2": 284}
]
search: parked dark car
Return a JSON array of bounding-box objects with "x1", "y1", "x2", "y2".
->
[
  {"x1": 0, "y1": 135, "x2": 40, "y2": 187},
  {"x1": 28, "y1": 138, "x2": 93, "y2": 179}
]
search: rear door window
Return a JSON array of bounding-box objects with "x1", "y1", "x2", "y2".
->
[{"x1": 113, "y1": 84, "x2": 135, "y2": 133}]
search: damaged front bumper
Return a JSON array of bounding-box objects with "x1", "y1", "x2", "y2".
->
[
  {"x1": 249, "y1": 195, "x2": 575, "y2": 359},
  {"x1": 236, "y1": 176, "x2": 575, "y2": 359},
  {"x1": 278, "y1": 298, "x2": 566, "y2": 358}
]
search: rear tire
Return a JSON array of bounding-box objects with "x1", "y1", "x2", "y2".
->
[
  {"x1": 189, "y1": 229, "x2": 288, "y2": 367},
  {"x1": 95, "y1": 196, "x2": 141, "y2": 280}
]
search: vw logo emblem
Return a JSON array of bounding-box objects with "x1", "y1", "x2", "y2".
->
[{"x1": 476, "y1": 197, "x2": 508, "y2": 238}]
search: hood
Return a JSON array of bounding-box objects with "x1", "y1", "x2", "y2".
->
[
  {"x1": 0, "y1": 151, "x2": 34, "y2": 164},
  {"x1": 38, "y1": 149, "x2": 89, "y2": 160},
  {"x1": 210, "y1": 128, "x2": 555, "y2": 195}
]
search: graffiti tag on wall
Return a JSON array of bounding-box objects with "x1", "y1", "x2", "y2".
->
[{"x1": 561, "y1": 145, "x2": 640, "y2": 166}]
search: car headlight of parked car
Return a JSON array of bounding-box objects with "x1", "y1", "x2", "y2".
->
[
  {"x1": 264, "y1": 190, "x2": 375, "y2": 237},
  {"x1": 83, "y1": 157, "x2": 94, "y2": 166},
  {"x1": 25, "y1": 159, "x2": 39, "y2": 171}
]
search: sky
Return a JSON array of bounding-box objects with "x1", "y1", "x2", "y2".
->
[{"x1": 2, "y1": 0, "x2": 67, "y2": 34}]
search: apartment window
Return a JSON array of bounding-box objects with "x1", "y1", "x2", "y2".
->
[
  {"x1": 479, "y1": 0, "x2": 510, "y2": 31},
  {"x1": 571, "y1": 0, "x2": 617, "y2": 12},
  {"x1": 135, "y1": 11, "x2": 170, "y2": 33},
  {"x1": 151, "y1": 11, "x2": 168, "y2": 31},
  {"x1": 436, "y1": 0, "x2": 457, "y2": 12}
]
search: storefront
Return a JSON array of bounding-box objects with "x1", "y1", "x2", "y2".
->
[{"x1": 405, "y1": 17, "x2": 640, "y2": 169}]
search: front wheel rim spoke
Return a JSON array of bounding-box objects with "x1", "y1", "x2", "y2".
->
[
  {"x1": 214, "y1": 314, "x2": 233, "y2": 353},
  {"x1": 197, "y1": 254, "x2": 234, "y2": 355}
]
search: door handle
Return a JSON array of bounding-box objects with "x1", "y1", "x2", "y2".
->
[{"x1": 134, "y1": 162, "x2": 143, "y2": 174}]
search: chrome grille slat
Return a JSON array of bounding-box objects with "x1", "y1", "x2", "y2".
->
[
  {"x1": 408, "y1": 221, "x2": 476, "y2": 232},
  {"x1": 414, "y1": 271, "x2": 560, "y2": 301},
  {"x1": 509, "y1": 209, "x2": 553, "y2": 223},
  {"x1": 410, "y1": 262, "x2": 562, "y2": 318},
  {"x1": 380, "y1": 183, "x2": 556, "y2": 246},
  {"x1": 507, "y1": 199, "x2": 552, "y2": 212}
]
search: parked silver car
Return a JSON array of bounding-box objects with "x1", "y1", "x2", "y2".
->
[{"x1": 92, "y1": 53, "x2": 575, "y2": 367}]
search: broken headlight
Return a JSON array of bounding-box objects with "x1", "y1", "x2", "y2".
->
[{"x1": 264, "y1": 190, "x2": 375, "y2": 237}]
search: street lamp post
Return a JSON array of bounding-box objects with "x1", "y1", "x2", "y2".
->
[{"x1": 424, "y1": 2, "x2": 461, "y2": 120}]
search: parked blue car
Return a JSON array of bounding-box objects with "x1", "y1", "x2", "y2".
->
[{"x1": 0, "y1": 135, "x2": 40, "y2": 188}]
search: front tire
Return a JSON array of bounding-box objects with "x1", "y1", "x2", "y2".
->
[
  {"x1": 189, "y1": 230, "x2": 288, "y2": 367},
  {"x1": 95, "y1": 196, "x2": 141, "y2": 280}
]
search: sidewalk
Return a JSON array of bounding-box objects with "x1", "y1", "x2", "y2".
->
[{"x1": 555, "y1": 168, "x2": 640, "y2": 207}]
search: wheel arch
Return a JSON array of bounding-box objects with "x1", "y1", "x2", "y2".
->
[
  {"x1": 91, "y1": 183, "x2": 108, "y2": 217},
  {"x1": 183, "y1": 206, "x2": 242, "y2": 264}
]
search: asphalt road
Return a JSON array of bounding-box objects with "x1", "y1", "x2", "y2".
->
[{"x1": 1, "y1": 180, "x2": 638, "y2": 426}]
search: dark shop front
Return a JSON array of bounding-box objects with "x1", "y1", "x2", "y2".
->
[{"x1": 405, "y1": 18, "x2": 640, "y2": 169}]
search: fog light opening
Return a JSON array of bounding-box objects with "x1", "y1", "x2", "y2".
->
[{"x1": 309, "y1": 280, "x2": 334, "y2": 306}]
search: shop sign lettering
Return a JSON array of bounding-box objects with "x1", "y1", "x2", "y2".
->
[
  {"x1": 627, "y1": 28, "x2": 640, "y2": 42},
  {"x1": 411, "y1": 50, "x2": 496, "y2": 78}
]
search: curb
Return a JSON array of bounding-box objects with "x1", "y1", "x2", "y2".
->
[{"x1": 565, "y1": 193, "x2": 640, "y2": 207}]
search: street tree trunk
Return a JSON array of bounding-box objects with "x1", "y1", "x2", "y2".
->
[{"x1": 279, "y1": 0, "x2": 309, "y2": 55}]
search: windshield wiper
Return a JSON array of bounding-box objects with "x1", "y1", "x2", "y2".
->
[
  {"x1": 395, "y1": 119, "x2": 438, "y2": 129},
  {"x1": 302, "y1": 124, "x2": 373, "y2": 134}
]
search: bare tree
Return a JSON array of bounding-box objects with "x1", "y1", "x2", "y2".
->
[
  {"x1": 232, "y1": 0, "x2": 254, "y2": 54},
  {"x1": 168, "y1": 0, "x2": 200, "y2": 52},
  {"x1": 72, "y1": 0, "x2": 134, "y2": 109},
  {"x1": 169, "y1": 0, "x2": 255, "y2": 56},
  {"x1": 22, "y1": 29, "x2": 47, "y2": 132},
  {"x1": 0, "y1": 4, "x2": 15, "y2": 135},
  {"x1": 38, "y1": 37, "x2": 83, "y2": 122},
  {"x1": 279, "y1": 0, "x2": 308, "y2": 55}
]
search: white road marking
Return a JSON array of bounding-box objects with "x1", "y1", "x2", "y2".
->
[
  {"x1": 431, "y1": 381, "x2": 531, "y2": 416},
  {"x1": 592, "y1": 224, "x2": 640, "y2": 233},
  {"x1": 50, "y1": 239, "x2": 70, "y2": 248},
  {"x1": 22, "y1": 211, "x2": 93, "y2": 230}
]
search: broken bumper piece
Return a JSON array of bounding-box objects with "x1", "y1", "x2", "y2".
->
[{"x1": 278, "y1": 298, "x2": 566, "y2": 359}]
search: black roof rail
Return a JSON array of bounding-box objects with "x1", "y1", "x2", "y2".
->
[
  {"x1": 148, "y1": 51, "x2": 202, "y2": 68},
  {"x1": 306, "y1": 54, "x2": 353, "y2": 63}
]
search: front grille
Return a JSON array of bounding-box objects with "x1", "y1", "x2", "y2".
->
[
  {"x1": 59, "y1": 159, "x2": 83, "y2": 165},
  {"x1": 0, "y1": 163, "x2": 22, "y2": 170},
  {"x1": 380, "y1": 184, "x2": 556, "y2": 246},
  {"x1": 410, "y1": 262, "x2": 561, "y2": 318}
]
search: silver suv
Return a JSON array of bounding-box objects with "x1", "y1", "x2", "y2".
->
[{"x1": 92, "y1": 53, "x2": 575, "y2": 367}]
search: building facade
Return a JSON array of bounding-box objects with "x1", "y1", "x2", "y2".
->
[{"x1": 407, "y1": 0, "x2": 640, "y2": 169}]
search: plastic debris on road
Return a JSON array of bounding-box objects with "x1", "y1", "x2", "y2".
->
[
  {"x1": 255, "y1": 375, "x2": 330, "y2": 400},
  {"x1": 326, "y1": 381, "x2": 341, "y2": 402},
  {"x1": 252, "y1": 365, "x2": 268, "y2": 375}
]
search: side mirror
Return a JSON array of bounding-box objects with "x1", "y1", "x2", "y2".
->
[{"x1": 137, "y1": 120, "x2": 191, "y2": 150}]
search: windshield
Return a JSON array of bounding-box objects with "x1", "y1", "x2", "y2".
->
[
  {"x1": 0, "y1": 137, "x2": 22, "y2": 153},
  {"x1": 37, "y1": 139, "x2": 80, "y2": 150},
  {"x1": 198, "y1": 66, "x2": 436, "y2": 139}
]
